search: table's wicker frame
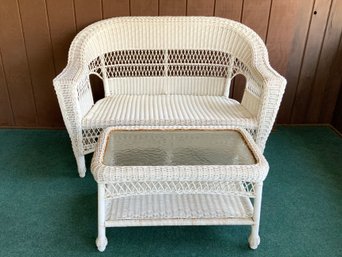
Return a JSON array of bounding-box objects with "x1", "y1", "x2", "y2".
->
[{"x1": 91, "y1": 127, "x2": 269, "y2": 252}]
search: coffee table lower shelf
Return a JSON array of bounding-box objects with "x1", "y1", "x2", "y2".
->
[{"x1": 105, "y1": 193, "x2": 255, "y2": 227}]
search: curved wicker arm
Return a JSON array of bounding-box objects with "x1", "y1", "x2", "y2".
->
[
  {"x1": 241, "y1": 61, "x2": 286, "y2": 152},
  {"x1": 53, "y1": 63, "x2": 94, "y2": 154}
]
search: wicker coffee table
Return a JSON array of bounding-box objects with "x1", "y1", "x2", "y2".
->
[{"x1": 91, "y1": 128, "x2": 269, "y2": 251}]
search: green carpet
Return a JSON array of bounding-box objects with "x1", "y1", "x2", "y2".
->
[{"x1": 0, "y1": 126, "x2": 341, "y2": 257}]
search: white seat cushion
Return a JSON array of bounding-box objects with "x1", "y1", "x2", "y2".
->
[{"x1": 82, "y1": 95, "x2": 257, "y2": 129}]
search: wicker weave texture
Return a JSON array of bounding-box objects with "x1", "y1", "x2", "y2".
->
[
  {"x1": 53, "y1": 16, "x2": 286, "y2": 177},
  {"x1": 105, "y1": 194, "x2": 254, "y2": 222},
  {"x1": 91, "y1": 127, "x2": 269, "y2": 184}
]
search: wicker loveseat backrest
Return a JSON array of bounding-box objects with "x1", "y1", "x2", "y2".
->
[{"x1": 68, "y1": 17, "x2": 268, "y2": 97}]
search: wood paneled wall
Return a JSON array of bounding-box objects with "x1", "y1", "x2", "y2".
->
[
  {"x1": 0, "y1": 0, "x2": 341, "y2": 128},
  {"x1": 333, "y1": 82, "x2": 342, "y2": 133}
]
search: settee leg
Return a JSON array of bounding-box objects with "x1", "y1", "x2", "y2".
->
[{"x1": 76, "y1": 154, "x2": 86, "y2": 178}]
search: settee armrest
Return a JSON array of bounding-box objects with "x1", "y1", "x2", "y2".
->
[
  {"x1": 53, "y1": 62, "x2": 94, "y2": 153},
  {"x1": 241, "y1": 60, "x2": 286, "y2": 152}
]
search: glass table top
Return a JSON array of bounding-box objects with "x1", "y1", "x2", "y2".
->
[{"x1": 103, "y1": 130, "x2": 256, "y2": 166}]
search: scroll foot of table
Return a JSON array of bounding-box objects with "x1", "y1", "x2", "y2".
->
[
  {"x1": 96, "y1": 236, "x2": 108, "y2": 252},
  {"x1": 248, "y1": 235, "x2": 260, "y2": 249}
]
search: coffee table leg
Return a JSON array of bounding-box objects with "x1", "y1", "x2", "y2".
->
[
  {"x1": 96, "y1": 183, "x2": 108, "y2": 252},
  {"x1": 248, "y1": 182, "x2": 262, "y2": 249}
]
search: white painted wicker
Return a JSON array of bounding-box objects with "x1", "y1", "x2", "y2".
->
[
  {"x1": 90, "y1": 127, "x2": 269, "y2": 251},
  {"x1": 53, "y1": 16, "x2": 286, "y2": 177}
]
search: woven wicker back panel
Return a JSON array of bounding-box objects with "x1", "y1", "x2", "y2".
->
[
  {"x1": 73, "y1": 17, "x2": 258, "y2": 96},
  {"x1": 89, "y1": 49, "x2": 248, "y2": 95}
]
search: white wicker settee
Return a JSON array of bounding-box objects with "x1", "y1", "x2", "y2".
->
[{"x1": 53, "y1": 17, "x2": 286, "y2": 177}]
